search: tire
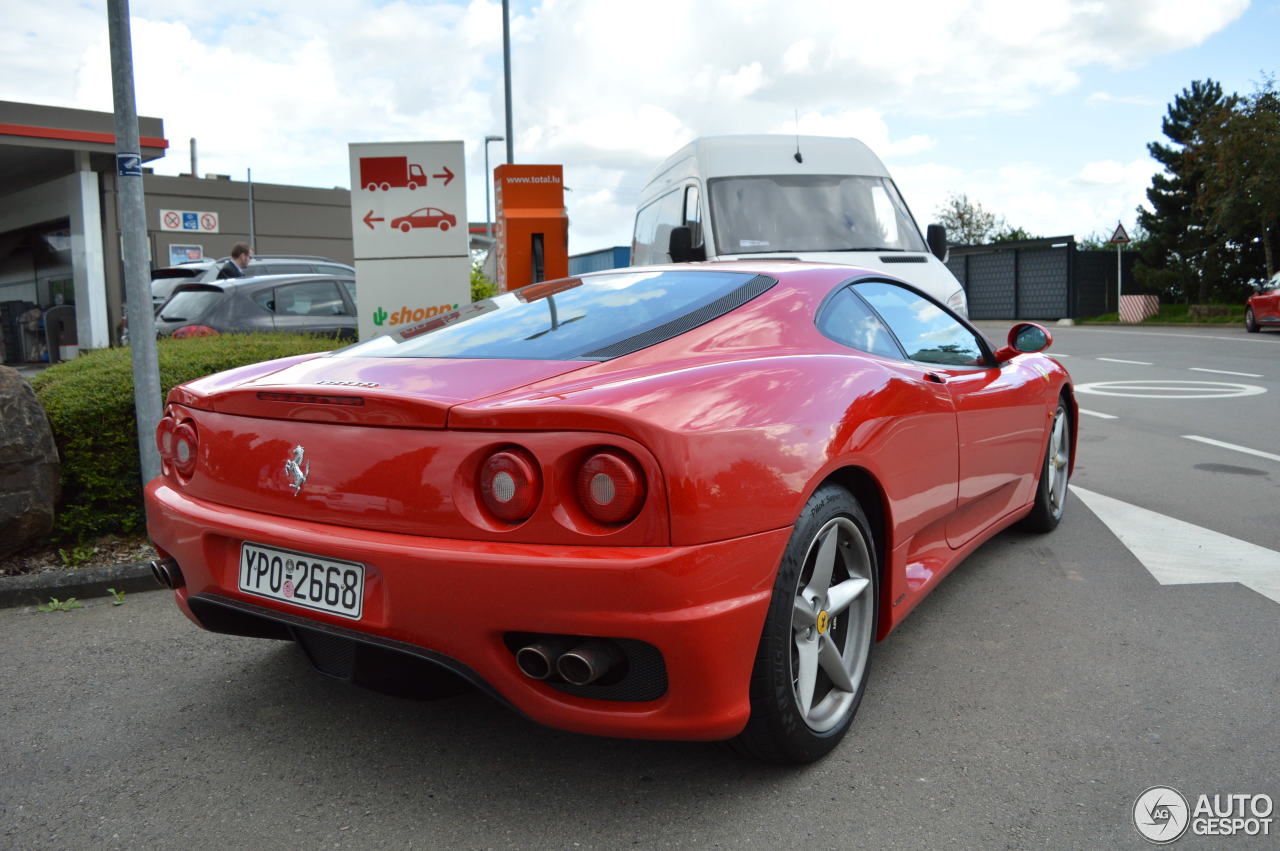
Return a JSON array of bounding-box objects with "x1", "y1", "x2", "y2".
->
[
  {"x1": 380, "y1": 182, "x2": 390, "y2": 192},
  {"x1": 1245, "y1": 307, "x2": 1259, "y2": 333},
  {"x1": 1021, "y1": 400, "x2": 1070, "y2": 532},
  {"x1": 399, "y1": 222, "x2": 411, "y2": 233},
  {"x1": 438, "y1": 221, "x2": 450, "y2": 232},
  {"x1": 407, "y1": 181, "x2": 418, "y2": 191},
  {"x1": 733, "y1": 484, "x2": 878, "y2": 764},
  {"x1": 365, "y1": 182, "x2": 377, "y2": 192}
]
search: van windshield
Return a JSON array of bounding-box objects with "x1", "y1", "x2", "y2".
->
[{"x1": 708, "y1": 174, "x2": 927, "y2": 254}]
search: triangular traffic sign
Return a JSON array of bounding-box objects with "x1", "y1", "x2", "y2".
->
[{"x1": 1109, "y1": 222, "x2": 1130, "y2": 244}]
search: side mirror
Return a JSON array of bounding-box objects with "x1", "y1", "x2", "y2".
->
[
  {"x1": 669, "y1": 226, "x2": 693, "y2": 263},
  {"x1": 668, "y1": 226, "x2": 705, "y2": 263},
  {"x1": 926, "y1": 224, "x2": 948, "y2": 261},
  {"x1": 994, "y1": 322, "x2": 1052, "y2": 364}
]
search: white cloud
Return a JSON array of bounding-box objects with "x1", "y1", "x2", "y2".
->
[
  {"x1": 1086, "y1": 91, "x2": 1157, "y2": 106},
  {"x1": 0, "y1": 0, "x2": 1249, "y2": 253}
]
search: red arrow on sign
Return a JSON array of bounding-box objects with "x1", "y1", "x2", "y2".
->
[
  {"x1": 363, "y1": 210, "x2": 385, "y2": 230},
  {"x1": 433, "y1": 166, "x2": 454, "y2": 186}
]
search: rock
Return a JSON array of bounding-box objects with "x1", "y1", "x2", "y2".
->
[{"x1": 0, "y1": 366, "x2": 59, "y2": 558}]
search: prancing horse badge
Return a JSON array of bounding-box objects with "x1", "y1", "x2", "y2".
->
[{"x1": 284, "y1": 445, "x2": 309, "y2": 496}]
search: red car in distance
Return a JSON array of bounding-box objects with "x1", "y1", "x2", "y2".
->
[
  {"x1": 1245, "y1": 271, "x2": 1280, "y2": 332},
  {"x1": 145, "y1": 262, "x2": 1076, "y2": 764},
  {"x1": 390, "y1": 207, "x2": 457, "y2": 233}
]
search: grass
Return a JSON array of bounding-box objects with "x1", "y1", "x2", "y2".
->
[{"x1": 1080, "y1": 303, "x2": 1247, "y2": 324}]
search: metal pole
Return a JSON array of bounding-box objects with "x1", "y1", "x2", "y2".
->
[
  {"x1": 502, "y1": 0, "x2": 514, "y2": 164},
  {"x1": 107, "y1": 0, "x2": 162, "y2": 485},
  {"x1": 1116, "y1": 242, "x2": 1122, "y2": 316},
  {"x1": 484, "y1": 135, "x2": 503, "y2": 238},
  {"x1": 247, "y1": 167, "x2": 255, "y2": 252},
  {"x1": 189, "y1": 137, "x2": 197, "y2": 176}
]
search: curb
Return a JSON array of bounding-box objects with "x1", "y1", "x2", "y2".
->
[{"x1": 0, "y1": 562, "x2": 163, "y2": 609}]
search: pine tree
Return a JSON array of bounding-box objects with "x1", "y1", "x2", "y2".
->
[{"x1": 1134, "y1": 80, "x2": 1234, "y2": 303}]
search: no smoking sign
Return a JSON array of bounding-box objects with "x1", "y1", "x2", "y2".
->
[{"x1": 160, "y1": 208, "x2": 220, "y2": 233}]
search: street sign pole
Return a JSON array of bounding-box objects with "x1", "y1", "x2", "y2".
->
[
  {"x1": 106, "y1": 0, "x2": 162, "y2": 485},
  {"x1": 1108, "y1": 220, "x2": 1130, "y2": 316}
]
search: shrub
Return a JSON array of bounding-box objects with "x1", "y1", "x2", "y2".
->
[{"x1": 31, "y1": 333, "x2": 342, "y2": 541}]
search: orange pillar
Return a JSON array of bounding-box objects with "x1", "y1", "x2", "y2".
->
[{"x1": 493, "y1": 164, "x2": 568, "y2": 292}]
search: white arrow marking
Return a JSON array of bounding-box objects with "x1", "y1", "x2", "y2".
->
[{"x1": 1071, "y1": 486, "x2": 1280, "y2": 605}]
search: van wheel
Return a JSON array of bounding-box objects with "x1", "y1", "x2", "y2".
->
[{"x1": 732, "y1": 485, "x2": 877, "y2": 764}]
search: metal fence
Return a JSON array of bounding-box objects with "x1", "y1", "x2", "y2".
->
[{"x1": 946, "y1": 236, "x2": 1136, "y2": 320}]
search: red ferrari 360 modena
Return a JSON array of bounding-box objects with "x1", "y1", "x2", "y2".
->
[{"x1": 145, "y1": 262, "x2": 1076, "y2": 764}]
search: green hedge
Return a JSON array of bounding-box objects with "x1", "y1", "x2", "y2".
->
[{"x1": 31, "y1": 334, "x2": 343, "y2": 542}]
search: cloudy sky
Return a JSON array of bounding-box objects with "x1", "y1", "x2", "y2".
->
[{"x1": 2, "y1": 0, "x2": 1275, "y2": 253}]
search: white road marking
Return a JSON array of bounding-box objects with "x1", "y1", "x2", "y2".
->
[
  {"x1": 1096, "y1": 357, "x2": 1153, "y2": 365},
  {"x1": 1075, "y1": 380, "x2": 1266, "y2": 399},
  {"x1": 1078, "y1": 409, "x2": 1118, "y2": 419},
  {"x1": 1181, "y1": 435, "x2": 1280, "y2": 464},
  {"x1": 1048, "y1": 353, "x2": 1071, "y2": 357},
  {"x1": 1188, "y1": 367, "x2": 1264, "y2": 378},
  {"x1": 1071, "y1": 486, "x2": 1280, "y2": 606},
  {"x1": 1067, "y1": 328, "x2": 1278, "y2": 345}
]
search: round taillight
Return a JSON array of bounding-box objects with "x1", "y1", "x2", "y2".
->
[
  {"x1": 479, "y1": 449, "x2": 541, "y2": 522},
  {"x1": 171, "y1": 422, "x2": 199, "y2": 477},
  {"x1": 576, "y1": 451, "x2": 645, "y2": 525},
  {"x1": 155, "y1": 416, "x2": 177, "y2": 459}
]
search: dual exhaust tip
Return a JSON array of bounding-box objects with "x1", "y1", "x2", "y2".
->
[
  {"x1": 515, "y1": 638, "x2": 624, "y2": 686},
  {"x1": 149, "y1": 558, "x2": 184, "y2": 590}
]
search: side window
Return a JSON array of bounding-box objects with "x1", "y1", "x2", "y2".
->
[
  {"x1": 631, "y1": 188, "x2": 686, "y2": 265},
  {"x1": 817, "y1": 288, "x2": 902, "y2": 359},
  {"x1": 251, "y1": 288, "x2": 275, "y2": 312},
  {"x1": 318, "y1": 264, "x2": 353, "y2": 277},
  {"x1": 338, "y1": 279, "x2": 356, "y2": 308},
  {"x1": 853, "y1": 281, "x2": 987, "y2": 368},
  {"x1": 273, "y1": 280, "x2": 349, "y2": 316},
  {"x1": 684, "y1": 184, "x2": 703, "y2": 248}
]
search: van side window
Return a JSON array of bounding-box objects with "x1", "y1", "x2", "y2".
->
[
  {"x1": 684, "y1": 184, "x2": 703, "y2": 248},
  {"x1": 631, "y1": 188, "x2": 685, "y2": 265}
]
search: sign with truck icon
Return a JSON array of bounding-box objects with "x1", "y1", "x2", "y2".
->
[
  {"x1": 360, "y1": 156, "x2": 429, "y2": 191},
  {"x1": 348, "y1": 140, "x2": 469, "y2": 341}
]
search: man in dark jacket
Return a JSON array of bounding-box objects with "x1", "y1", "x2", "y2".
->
[{"x1": 217, "y1": 242, "x2": 252, "y2": 279}]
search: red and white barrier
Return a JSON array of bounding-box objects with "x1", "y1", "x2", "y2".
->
[{"x1": 1120, "y1": 295, "x2": 1159, "y2": 323}]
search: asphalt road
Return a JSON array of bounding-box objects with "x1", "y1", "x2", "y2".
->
[{"x1": 3, "y1": 324, "x2": 1278, "y2": 849}]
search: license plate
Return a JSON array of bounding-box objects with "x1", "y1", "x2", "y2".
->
[{"x1": 238, "y1": 542, "x2": 365, "y2": 620}]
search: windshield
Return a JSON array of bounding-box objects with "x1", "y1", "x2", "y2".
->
[
  {"x1": 158, "y1": 289, "x2": 224, "y2": 322},
  {"x1": 709, "y1": 174, "x2": 927, "y2": 254},
  {"x1": 334, "y1": 269, "x2": 770, "y2": 360}
]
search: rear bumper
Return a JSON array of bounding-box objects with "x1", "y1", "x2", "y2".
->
[{"x1": 145, "y1": 480, "x2": 790, "y2": 740}]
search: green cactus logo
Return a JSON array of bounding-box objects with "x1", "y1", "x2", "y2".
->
[{"x1": 372, "y1": 306, "x2": 388, "y2": 326}]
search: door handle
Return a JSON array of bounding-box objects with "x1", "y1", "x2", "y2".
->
[{"x1": 924, "y1": 372, "x2": 946, "y2": 384}]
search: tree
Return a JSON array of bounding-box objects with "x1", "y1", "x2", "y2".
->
[
  {"x1": 990, "y1": 226, "x2": 1039, "y2": 244},
  {"x1": 935, "y1": 193, "x2": 1005, "y2": 245},
  {"x1": 1194, "y1": 76, "x2": 1280, "y2": 284},
  {"x1": 1134, "y1": 79, "x2": 1237, "y2": 303}
]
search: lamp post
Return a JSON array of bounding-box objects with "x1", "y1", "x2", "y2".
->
[{"x1": 484, "y1": 135, "x2": 504, "y2": 238}]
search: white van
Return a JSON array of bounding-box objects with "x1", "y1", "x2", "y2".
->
[{"x1": 632, "y1": 135, "x2": 967, "y2": 315}]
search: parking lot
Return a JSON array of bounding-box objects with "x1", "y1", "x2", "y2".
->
[{"x1": 3, "y1": 323, "x2": 1278, "y2": 848}]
